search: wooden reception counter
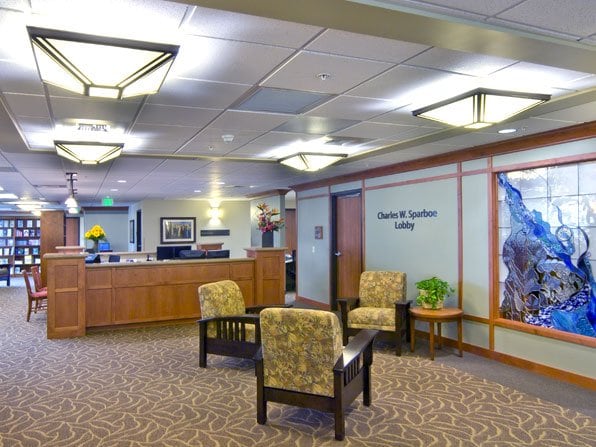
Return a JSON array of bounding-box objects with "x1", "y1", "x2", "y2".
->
[{"x1": 44, "y1": 248, "x2": 286, "y2": 339}]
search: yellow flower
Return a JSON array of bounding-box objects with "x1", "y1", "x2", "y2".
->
[{"x1": 85, "y1": 224, "x2": 106, "y2": 242}]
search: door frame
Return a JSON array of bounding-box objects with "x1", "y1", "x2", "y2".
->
[{"x1": 330, "y1": 189, "x2": 362, "y2": 310}]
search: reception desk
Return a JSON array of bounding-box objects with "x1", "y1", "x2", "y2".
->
[{"x1": 44, "y1": 248, "x2": 286, "y2": 339}]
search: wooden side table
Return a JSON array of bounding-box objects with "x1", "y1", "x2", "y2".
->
[{"x1": 409, "y1": 306, "x2": 463, "y2": 360}]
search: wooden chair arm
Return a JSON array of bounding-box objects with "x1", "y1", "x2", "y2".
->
[
  {"x1": 334, "y1": 329, "x2": 378, "y2": 372},
  {"x1": 337, "y1": 297, "x2": 360, "y2": 312},
  {"x1": 245, "y1": 303, "x2": 293, "y2": 314},
  {"x1": 197, "y1": 314, "x2": 261, "y2": 325}
]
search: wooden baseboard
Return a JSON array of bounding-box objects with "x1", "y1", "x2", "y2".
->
[
  {"x1": 412, "y1": 329, "x2": 596, "y2": 391},
  {"x1": 294, "y1": 295, "x2": 330, "y2": 310}
]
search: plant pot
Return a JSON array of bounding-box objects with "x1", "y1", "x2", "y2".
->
[
  {"x1": 422, "y1": 300, "x2": 443, "y2": 310},
  {"x1": 261, "y1": 231, "x2": 274, "y2": 247}
]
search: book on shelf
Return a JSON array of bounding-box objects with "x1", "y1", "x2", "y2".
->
[
  {"x1": 26, "y1": 220, "x2": 33, "y2": 228},
  {"x1": 16, "y1": 220, "x2": 24, "y2": 228},
  {"x1": 23, "y1": 229, "x2": 30, "y2": 237},
  {"x1": 24, "y1": 255, "x2": 33, "y2": 264},
  {"x1": 34, "y1": 257, "x2": 40, "y2": 264},
  {"x1": 28, "y1": 239, "x2": 40, "y2": 246},
  {"x1": 14, "y1": 260, "x2": 22, "y2": 265},
  {"x1": 14, "y1": 266, "x2": 21, "y2": 274},
  {"x1": 0, "y1": 259, "x2": 8, "y2": 265}
]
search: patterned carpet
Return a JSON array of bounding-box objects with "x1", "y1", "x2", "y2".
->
[{"x1": 1, "y1": 284, "x2": 595, "y2": 446}]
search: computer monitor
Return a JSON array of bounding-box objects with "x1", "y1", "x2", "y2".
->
[
  {"x1": 205, "y1": 249, "x2": 230, "y2": 259},
  {"x1": 178, "y1": 249, "x2": 206, "y2": 259},
  {"x1": 98, "y1": 241, "x2": 111, "y2": 252},
  {"x1": 84, "y1": 253, "x2": 101, "y2": 264},
  {"x1": 173, "y1": 245, "x2": 192, "y2": 258},
  {"x1": 156, "y1": 246, "x2": 174, "y2": 260}
]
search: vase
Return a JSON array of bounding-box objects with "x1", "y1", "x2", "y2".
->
[
  {"x1": 92, "y1": 240, "x2": 99, "y2": 253},
  {"x1": 261, "y1": 231, "x2": 274, "y2": 247}
]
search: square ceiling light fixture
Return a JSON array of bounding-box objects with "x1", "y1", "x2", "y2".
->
[
  {"x1": 55, "y1": 141, "x2": 123, "y2": 164},
  {"x1": 412, "y1": 88, "x2": 550, "y2": 129},
  {"x1": 279, "y1": 153, "x2": 347, "y2": 172},
  {"x1": 27, "y1": 26, "x2": 179, "y2": 99}
]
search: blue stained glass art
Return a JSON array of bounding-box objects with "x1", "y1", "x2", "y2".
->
[{"x1": 498, "y1": 172, "x2": 596, "y2": 337}]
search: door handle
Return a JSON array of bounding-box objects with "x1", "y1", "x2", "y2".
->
[{"x1": 334, "y1": 251, "x2": 342, "y2": 256}]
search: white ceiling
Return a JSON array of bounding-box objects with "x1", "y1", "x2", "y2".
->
[{"x1": 0, "y1": 0, "x2": 594, "y2": 211}]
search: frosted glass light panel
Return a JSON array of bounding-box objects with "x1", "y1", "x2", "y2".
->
[{"x1": 497, "y1": 161, "x2": 596, "y2": 338}]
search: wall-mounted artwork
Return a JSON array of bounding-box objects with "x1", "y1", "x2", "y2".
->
[
  {"x1": 315, "y1": 225, "x2": 323, "y2": 239},
  {"x1": 497, "y1": 162, "x2": 596, "y2": 338},
  {"x1": 160, "y1": 217, "x2": 196, "y2": 244}
]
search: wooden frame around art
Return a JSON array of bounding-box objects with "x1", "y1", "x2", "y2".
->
[
  {"x1": 160, "y1": 217, "x2": 196, "y2": 244},
  {"x1": 129, "y1": 220, "x2": 135, "y2": 244}
]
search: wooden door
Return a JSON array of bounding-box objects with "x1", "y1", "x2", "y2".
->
[{"x1": 332, "y1": 193, "x2": 362, "y2": 309}]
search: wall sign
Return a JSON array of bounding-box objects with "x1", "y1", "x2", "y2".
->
[{"x1": 376, "y1": 208, "x2": 439, "y2": 231}]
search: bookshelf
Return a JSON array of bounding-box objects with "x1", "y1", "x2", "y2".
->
[{"x1": 0, "y1": 216, "x2": 41, "y2": 274}]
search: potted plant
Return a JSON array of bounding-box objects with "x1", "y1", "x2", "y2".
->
[{"x1": 415, "y1": 276, "x2": 454, "y2": 309}]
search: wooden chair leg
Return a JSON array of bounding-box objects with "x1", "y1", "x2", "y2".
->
[
  {"x1": 334, "y1": 407, "x2": 345, "y2": 441},
  {"x1": 198, "y1": 324, "x2": 207, "y2": 368},
  {"x1": 26, "y1": 299, "x2": 32, "y2": 322}
]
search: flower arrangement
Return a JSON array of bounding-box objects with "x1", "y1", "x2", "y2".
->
[
  {"x1": 256, "y1": 202, "x2": 284, "y2": 233},
  {"x1": 85, "y1": 224, "x2": 107, "y2": 242}
]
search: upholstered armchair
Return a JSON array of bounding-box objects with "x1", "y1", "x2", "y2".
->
[
  {"x1": 338, "y1": 271, "x2": 411, "y2": 356},
  {"x1": 197, "y1": 280, "x2": 268, "y2": 368},
  {"x1": 256, "y1": 307, "x2": 378, "y2": 441}
]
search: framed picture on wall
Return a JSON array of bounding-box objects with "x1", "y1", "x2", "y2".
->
[
  {"x1": 160, "y1": 217, "x2": 196, "y2": 244},
  {"x1": 129, "y1": 220, "x2": 135, "y2": 244},
  {"x1": 315, "y1": 225, "x2": 323, "y2": 239}
]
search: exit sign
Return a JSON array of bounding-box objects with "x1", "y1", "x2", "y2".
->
[{"x1": 102, "y1": 197, "x2": 114, "y2": 206}]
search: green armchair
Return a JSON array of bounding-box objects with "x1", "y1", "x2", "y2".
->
[
  {"x1": 338, "y1": 271, "x2": 411, "y2": 355},
  {"x1": 256, "y1": 307, "x2": 378, "y2": 441}
]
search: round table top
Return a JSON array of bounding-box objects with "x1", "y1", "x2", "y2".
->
[{"x1": 409, "y1": 306, "x2": 463, "y2": 318}]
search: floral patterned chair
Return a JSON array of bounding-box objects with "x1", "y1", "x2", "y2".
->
[
  {"x1": 338, "y1": 271, "x2": 411, "y2": 356},
  {"x1": 197, "y1": 280, "x2": 271, "y2": 368},
  {"x1": 256, "y1": 307, "x2": 378, "y2": 441}
]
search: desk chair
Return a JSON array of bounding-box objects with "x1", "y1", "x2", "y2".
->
[
  {"x1": 30, "y1": 265, "x2": 47, "y2": 292},
  {"x1": 23, "y1": 270, "x2": 47, "y2": 322}
]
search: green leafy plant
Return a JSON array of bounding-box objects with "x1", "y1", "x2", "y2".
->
[{"x1": 415, "y1": 277, "x2": 454, "y2": 309}]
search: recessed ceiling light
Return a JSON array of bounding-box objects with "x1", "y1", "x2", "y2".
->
[
  {"x1": 194, "y1": 189, "x2": 202, "y2": 193},
  {"x1": 110, "y1": 188, "x2": 118, "y2": 192},
  {"x1": 222, "y1": 134, "x2": 234, "y2": 143},
  {"x1": 117, "y1": 179, "x2": 127, "y2": 183},
  {"x1": 498, "y1": 128, "x2": 517, "y2": 134},
  {"x1": 213, "y1": 181, "x2": 225, "y2": 185}
]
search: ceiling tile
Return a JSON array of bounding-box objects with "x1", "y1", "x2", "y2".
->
[
  {"x1": 3, "y1": 93, "x2": 49, "y2": 118},
  {"x1": 234, "y1": 87, "x2": 332, "y2": 114},
  {"x1": 172, "y1": 35, "x2": 295, "y2": 84},
  {"x1": 306, "y1": 29, "x2": 429, "y2": 63},
  {"x1": 184, "y1": 6, "x2": 323, "y2": 48},
  {"x1": 273, "y1": 116, "x2": 359, "y2": 135},
  {"x1": 306, "y1": 96, "x2": 399, "y2": 121},
  {"x1": 495, "y1": 0, "x2": 596, "y2": 38},
  {"x1": 406, "y1": 47, "x2": 516, "y2": 76},
  {"x1": 207, "y1": 110, "x2": 290, "y2": 132},
  {"x1": 136, "y1": 104, "x2": 221, "y2": 127},
  {"x1": 148, "y1": 78, "x2": 250, "y2": 109},
  {"x1": 262, "y1": 51, "x2": 394, "y2": 94}
]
